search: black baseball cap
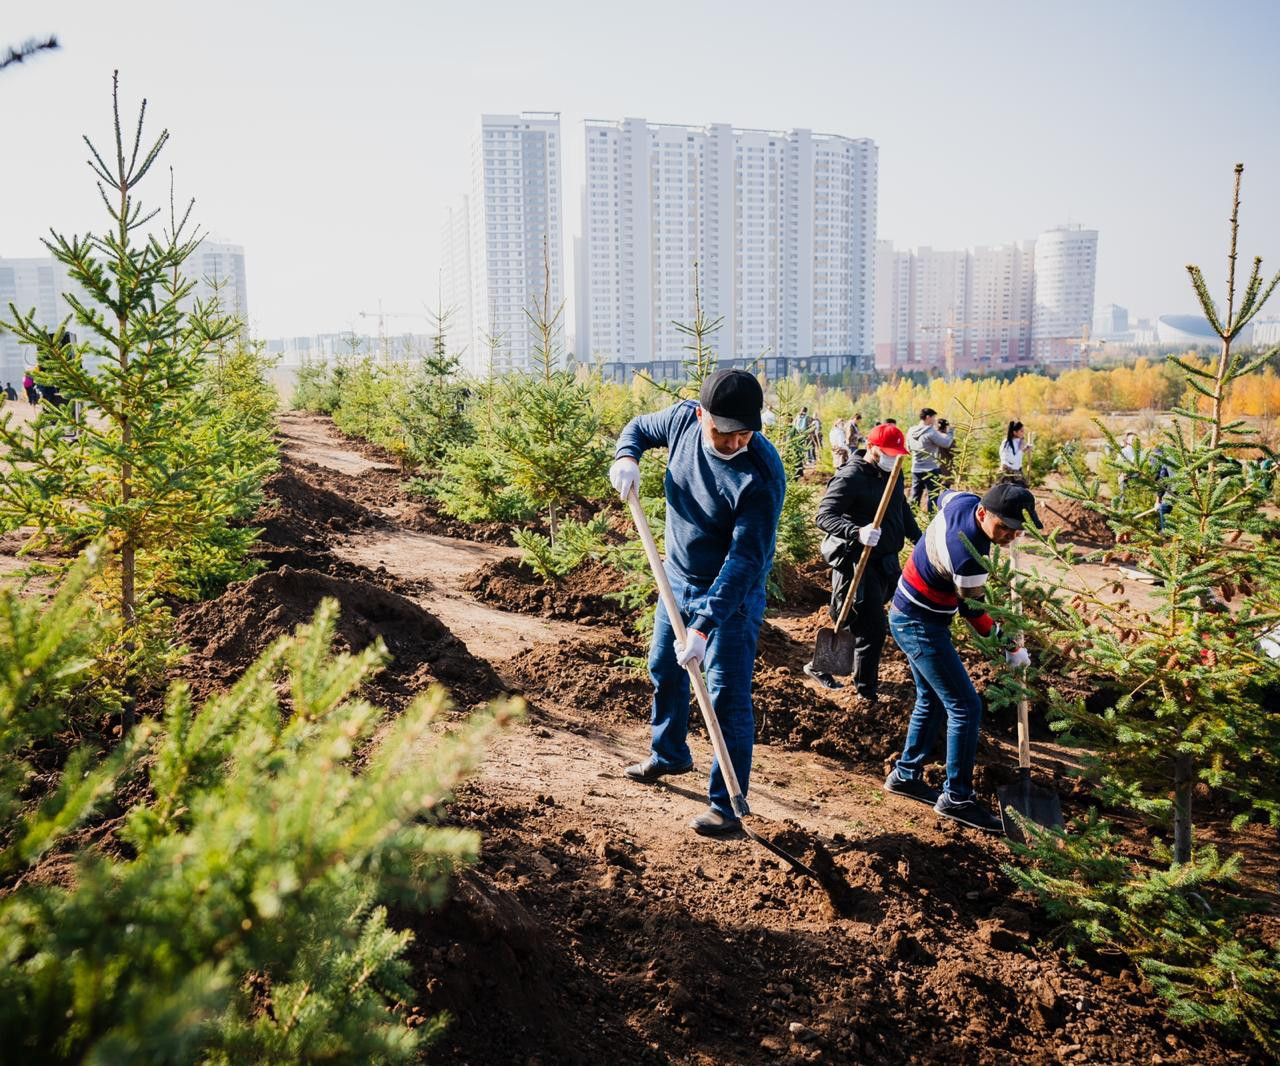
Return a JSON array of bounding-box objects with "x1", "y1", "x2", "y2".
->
[
  {"x1": 699, "y1": 368, "x2": 763, "y2": 433},
  {"x1": 980, "y1": 483, "x2": 1043, "y2": 530}
]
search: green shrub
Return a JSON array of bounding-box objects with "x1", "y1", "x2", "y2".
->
[
  {"x1": 1005, "y1": 813, "x2": 1280, "y2": 1057},
  {"x1": 512, "y1": 514, "x2": 609, "y2": 581},
  {"x1": 0, "y1": 558, "x2": 517, "y2": 1062}
]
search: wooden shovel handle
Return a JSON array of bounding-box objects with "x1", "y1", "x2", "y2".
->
[
  {"x1": 1011, "y1": 546, "x2": 1032, "y2": 772},
  {"x1": 832, "y1": 455, "x2": 906, "y2": 634}
]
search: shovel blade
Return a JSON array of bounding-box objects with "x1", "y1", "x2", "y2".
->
[
  {"x1": 998, "y1": 772, "x2": 1064, "y2": 845},
  {"x1": 812, "y1": 626, "x2": 857, "y2": 676}
]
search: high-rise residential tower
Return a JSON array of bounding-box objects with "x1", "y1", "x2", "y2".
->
[
  {"x1": 442, "y1": 113, "x2": 565, "y2": 376},
  {"x1": 1031, "y1": 225, "x2": 1099, "y2": 367},
  {"x1": 875, "y1": 229, "x2": 1089, "y2": 375},
  {"x1": 0, "y1": 239, "x2": 248, "y2": 384},
  {"x1": 577, "y1": 118, "x2": 877, "y2": 377}
]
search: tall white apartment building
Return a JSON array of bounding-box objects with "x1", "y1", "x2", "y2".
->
[
  {"x1": 1032, "y1": 226, "x2": 1099, "y2": 367},
  {"x1": 441, "y1": 113, "x2": 565, "y2": 376},
  {"x1": 0, "y1": 239, "x2": 247, "y2": 384},
  {"x1": 578, "y1": 118, "x2": 876, "y2": 375},
  {"x1": 875, "y1": 229, "x2": 1087, "y2": 375}
]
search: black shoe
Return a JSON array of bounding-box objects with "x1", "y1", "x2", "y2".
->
[
  {"x1": 883, "y1": 768, "x2": 942, "y2": 806},
  {"x1": 690, "y1": 807, "x2": 743, "y2": 837},
  {"x1": 933, "y1": 794, "x2": 1004, "y2": 834},
  {"x1": 803, "y1": 661, "x2": 843, "y2": 690},
  {"x1": 624, "y1": 756, "x2": 694, "y2": 784}
]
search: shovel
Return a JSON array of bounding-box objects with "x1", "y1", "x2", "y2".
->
[
  {"x1": 625, "y1": 489, "x2": 825, "y2": 883},
  {"x1": 811, "y1": 454, "x2": 905, "y2": 676},
  {"x1": 997, "y1": 549, "x2": 1065, "y2": 843}
]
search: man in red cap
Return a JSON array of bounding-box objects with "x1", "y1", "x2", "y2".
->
[{"x1": 804, "y1": 423, "x2": 921, "y2": 695}]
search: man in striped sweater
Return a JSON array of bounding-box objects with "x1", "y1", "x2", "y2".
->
[{"x1": 884, "y1": 483, "x2": 1041, "y2": 833}]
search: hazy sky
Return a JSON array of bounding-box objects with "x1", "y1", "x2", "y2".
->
[{"x1": 3, "y1": 0, "x2": 1279, "y2": 340}]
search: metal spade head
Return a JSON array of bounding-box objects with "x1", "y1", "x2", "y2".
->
[
  {"x1": 998, "y1": 768, "x2": 1065, "y2": 844},
  {"x1": 812, "y1": 625, "x2": 857, "y2": 676}
]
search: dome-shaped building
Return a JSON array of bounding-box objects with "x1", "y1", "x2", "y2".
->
[{"x1": 1156, "y1": 314, "x2": 1253, "y2": 346}]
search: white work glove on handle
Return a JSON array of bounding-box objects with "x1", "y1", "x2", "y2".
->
[
  {"x1": 1006, "y1": 646, "x2": 1031, "y2": 669},
  {"x1": 609, "y1": 457, "x2": 640, "y2": 502},
  {"x1": 674, "y1": 629, "x2": 708, "y2": 669},
  {"x1": 857, "y1": 524, "x2": 882, "y2": 547}
]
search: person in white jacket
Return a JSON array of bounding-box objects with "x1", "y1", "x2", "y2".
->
[
  {"x1": 999, "y1": 421, "x2": 1029, "y2": 484},
  {"x1": 828, "y1": 419, "x2": 850, "y2": 467}
]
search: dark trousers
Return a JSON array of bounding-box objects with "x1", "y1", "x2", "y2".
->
[
  {"x1": 830, "y1": 559, "x2": 894, "y2": 700},
  {"x1": 910, "y1": 469, "x2": 942, "y2": 511}
]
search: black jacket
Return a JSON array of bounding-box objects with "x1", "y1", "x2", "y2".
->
[{"x1": 816, "y1": 457, "x2": 922, "y2": 570}]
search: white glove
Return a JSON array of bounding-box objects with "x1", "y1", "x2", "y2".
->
[
  {"x1": 1006, "y1": 646, "x2": 1031, "y2": 669},
  {"x1": 857, "y1": 524, "x2": 882, "y2": 547},
  {"x1": 609, "y1": 457, "x2": 640, "y2": 502},
  {"x1": 674, "y1": 628, "x2": 708, "y2": 669}
]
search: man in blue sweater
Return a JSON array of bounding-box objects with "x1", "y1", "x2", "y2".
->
[
  {"x1": 885, "y1": 483, "x2": 1040, "y2": 833},
  {"x1": 609, "y1": 369, "x2": 786, "y2": 837}
]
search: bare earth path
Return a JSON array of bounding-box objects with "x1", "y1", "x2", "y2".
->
[{"x1": 266, "y1": 411, "x2": 1262, "y2": 1066}]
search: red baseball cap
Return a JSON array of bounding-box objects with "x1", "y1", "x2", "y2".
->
[{"x1": 866, "y1": 423, "x2": 908, "y2": 456}]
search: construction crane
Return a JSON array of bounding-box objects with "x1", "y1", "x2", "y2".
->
[
  {"x1": 918, "y1": 313, "x2": 1032, "y2": 379},
  {"x1": 358, "y1": 303, "x2": 433, "y2": 360},
  {"x1": 1047, "y1": 324, "x2": 1103, "y2": 370}
]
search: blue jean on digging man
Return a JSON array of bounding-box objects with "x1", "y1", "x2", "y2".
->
[
  {"x1": 888, "y1": 609, "x2": 984, "y2": 802},
  {"x1": 648, "y1": 568, "x2": 763, "y2": 820}
]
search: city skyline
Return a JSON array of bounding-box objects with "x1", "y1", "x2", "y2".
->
[{"x1": 2, "y1": 1, "x2": 1278, "y2": 342}]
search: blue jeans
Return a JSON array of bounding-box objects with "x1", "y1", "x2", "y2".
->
[
  {"x1": 648, "y1": 570, "x2": 763, "y2": 819},
  {"x1": 888, "y1": 609, "x2": 984, "y2": 801}
]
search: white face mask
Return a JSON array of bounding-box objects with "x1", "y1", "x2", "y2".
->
[
  {"x1": 701, "y1": 416, "x2": 749, "y2": 461},
  {"x1": 876, "y1": 452, "x2": 897, "y2": 472},
  {"x1": 704, "y1": 438, "x2": 747, "y2": 461}
]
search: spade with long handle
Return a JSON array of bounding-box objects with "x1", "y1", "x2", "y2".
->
[
  {"x1": 811, "y1": 454, "x2": 906, "y2": 676},
  {"x1": 625, "y1": 489, "x2": 823, "y2": 882},
  {"x1": 997, "y1": 547, "x2": 1065, "y2": 843}
]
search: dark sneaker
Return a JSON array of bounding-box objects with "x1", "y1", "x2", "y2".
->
[
  {"x1": 933, "y1": 794, "x2": 1004, "y2": 834},
  {"x1": 883, "y1": 768, "x2": 942, "y2": 807},
  {"x1": 624, "y1": 756, "x2": 694, "y2": 784},
  {"x1": 689, "y1": 807, "x2": 743, "y2": 837},
  {"x1": 803, "y1": 661, "x2": 843, "y2": 690}
]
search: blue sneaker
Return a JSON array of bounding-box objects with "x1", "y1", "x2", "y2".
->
[{"x1": 883, "y1": 768, "x2": 942, "y2": 807}]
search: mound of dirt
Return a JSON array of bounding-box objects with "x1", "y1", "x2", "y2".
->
[
  {"x1": 254, "y1": 459, "x2": 387, "y2": 549},
  {"x1": 1036, "y1": 494, "x2": 1115, "y2": 548},
  {"x1": 395, "y1": 498, "x2": 514, "y2": 545},
  {"x1": 501, "y1": 634, "x2": 651, "y2": 724},
  {"x1": 174, "y1": 565, "x2": 500, "y2": 708},
  {"x1": 463, "y1": 556, "x2": 632, "y2": 625},
  {"x1": 409, "y1": 791, "x2": 1252, "y2": 1066},
  {"x1": 771, "y1": 557, "x2": 830, "y2": 610}
]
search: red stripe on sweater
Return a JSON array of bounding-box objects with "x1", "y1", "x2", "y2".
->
[{"x1": 902, "y1": 556, "x2": 959, "y2": 607}]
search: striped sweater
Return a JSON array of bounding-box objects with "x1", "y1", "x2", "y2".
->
[{"x1": 892, "y1": 491, "x2": 995, "y2": 635}]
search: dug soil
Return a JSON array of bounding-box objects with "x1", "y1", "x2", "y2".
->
[
  {"x1": 150, "y1": 414, "x2": 1272, "y2": 1063},
  {"x1": 1035, "y1": 494, "x2": 1115, "y2": 549},
  {"x1": 464, "y1": 555, "x2": 634, "y2": 625}
]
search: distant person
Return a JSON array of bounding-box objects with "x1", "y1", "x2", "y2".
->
[
  {"x1": 1117, "y1": 431, "x2": 1139, "y2": 503},
  {"x1": 828, "y1": 418, "x2": 850, "y2": 468},
  {"x1": 22, "y1": 372, "x2": 37, "y2": 405},
  {"x1": 2, "y1": 382, "x2": 15, "y2": 403},
  {"x1": 906, "y1": 408, "x2": 955, "y2": 511},
  {"x1": 999, "y1": 421, "x2": 1030, "y2": 485},
  {"x1": 848, "y1": 412, "x2": 866, "y2": 448},
  {"x1": 808, "y1": 413, "x2": 822, "y2": 466}
]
